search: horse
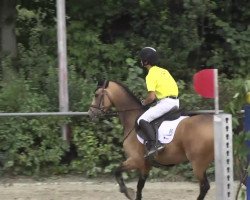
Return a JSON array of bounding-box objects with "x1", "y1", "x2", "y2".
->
[{"x1": 88, "y1": 80, "x2": 214, "y2": 200}]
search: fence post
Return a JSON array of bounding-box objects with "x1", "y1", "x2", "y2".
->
[
  {"x1": 56, "y1": 0, "x2": 69, "y2": 141},
  {"x1": 214, "y1": 114, "x2": 234, "y2": 199},
  {"x1": 245, "y1": 105, "x2": 250, "y2": 199}
]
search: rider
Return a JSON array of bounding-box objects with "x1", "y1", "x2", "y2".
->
[{"x1": 137, "y1": 47, "x2": 179, "y2": 157}]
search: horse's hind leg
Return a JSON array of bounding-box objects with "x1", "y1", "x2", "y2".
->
[
  {"x1": 192, "y1": 161, "x2": 210, "y2": 200},
  {"x1": 197, "y1": 172, "x2": 210, "y2": 200}
]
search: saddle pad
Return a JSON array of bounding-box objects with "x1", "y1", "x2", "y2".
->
[{"x1": 137, "y1": 116, "x2": 189, "y2": 144}]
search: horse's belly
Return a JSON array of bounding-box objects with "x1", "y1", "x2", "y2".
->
[{"x1": 155, "y1": 143, "x2": 188, "y2": 165}]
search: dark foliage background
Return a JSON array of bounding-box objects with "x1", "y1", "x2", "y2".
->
[{"x1": 0, "y1": 0, "x2": 249, "y2": 180}]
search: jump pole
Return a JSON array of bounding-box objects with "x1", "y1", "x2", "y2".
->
[
  {"x1": 193, "y1": 69, "x2": 234, "y2": 199},
  {"x1": 245, "y1": 105, "x2": 250, "y2": 199},
  {"x1": 213, "y1": 69, "x2": 234, "y2": 199},
  {"x1": 214, "y1": 114, "x2": 234, "y2": 199}
]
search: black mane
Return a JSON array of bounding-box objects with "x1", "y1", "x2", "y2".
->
[{"x1": 113, "y1": 81, "x2": 142, "y2": 105}]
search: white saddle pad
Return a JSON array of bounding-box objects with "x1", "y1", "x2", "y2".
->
[{"x1": 137, "y1": 116, "x2": 188, "y2": 144}]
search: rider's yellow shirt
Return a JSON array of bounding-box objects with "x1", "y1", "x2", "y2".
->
[{"x1": 146, "y1": 66, "x2": 178, "y2": 99}]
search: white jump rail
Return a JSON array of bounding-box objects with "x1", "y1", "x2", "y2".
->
[
  {"x1": 0, "y1": 112, "x2": 88, "y2": 117},
  {"x1": 0, "y1": 110, "x2": 244, "y2": 117}
]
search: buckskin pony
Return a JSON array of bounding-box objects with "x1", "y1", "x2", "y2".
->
[{"x1": 88, "y1": 80, "x2": 214, "y2": 200}]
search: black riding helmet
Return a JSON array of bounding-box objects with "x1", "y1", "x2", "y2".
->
[{"x1": 139, "y1": 47, "x2": 158, "y2": 66}]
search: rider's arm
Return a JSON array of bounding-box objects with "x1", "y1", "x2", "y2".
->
[{"x1": 141, "y1": 91, "x2": 156, "y2": 106}]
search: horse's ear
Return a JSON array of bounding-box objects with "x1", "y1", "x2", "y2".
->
[
  {"x1": 104, "y1": 80, "x2": 109, "y2": 88},
  {"x1": 97, "y1": 80, "x2": 104, "y2": 87},
  {"x1": 97, "y1": 80, "x2": 109, "y2": 88}
]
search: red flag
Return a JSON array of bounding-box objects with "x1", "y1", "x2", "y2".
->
[{"x1": 193, "y1": 69, "x2": 215, "y2": 98}]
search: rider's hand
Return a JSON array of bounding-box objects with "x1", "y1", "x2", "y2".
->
[
  {"x1": 141, "y1": 100, "x2": 150, "y2": 109},
  {"x1": 141, "y1": 99, "x2": 145, "y2": 106}
]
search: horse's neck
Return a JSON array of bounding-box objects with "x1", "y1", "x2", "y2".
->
[
  {"x1": 118, "y1": 110, "x2": 141, "y2": 133},
  {"x1": 116, "y1": 100, "x2": 141, "y2": 128},
  {"x1": 112, "y1": 86, "x2": 142, "y2": 133}
]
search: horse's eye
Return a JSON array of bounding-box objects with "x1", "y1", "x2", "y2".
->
[{"x1": 95, "y1": 94, "x2": 99, "y2": 98}]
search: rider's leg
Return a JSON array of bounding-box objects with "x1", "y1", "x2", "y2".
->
[
  {"x1": 138, "y1": 98, "x2": 180, "y2": 122},
  {"x1": 139, "y1": 119, "x2": 164, "y2": 156},
  {"x1": 137, "y1": 98, "x2": 179, "y2": 157}
]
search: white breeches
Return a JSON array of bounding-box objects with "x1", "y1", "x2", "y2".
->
[{"x1": 137, "y1": 98, "x2": 180, "y2": 124}]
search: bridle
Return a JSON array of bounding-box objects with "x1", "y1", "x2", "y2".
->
[
  {"x1": 90, "y1": 87, "x2": 113, "y2": 116},
  {"x1": 90, "y1": 85, "x2": 142, "y2": 116},
  {"x1": 89, "y1": 81, "x2": 143, "y2": 142}
]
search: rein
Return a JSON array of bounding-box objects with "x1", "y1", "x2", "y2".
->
[
  {"x1": 90, "y1": 104, "x2": 137, "y2": 142},
  {"x1": 90, "y1": 105, "x2": 142, "y2": 116},
  {"x1": 122, "y1": 126, "x2": 135, "y2": 143}
]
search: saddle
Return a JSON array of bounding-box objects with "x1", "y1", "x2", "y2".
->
[{"x1": 136, "y1": 107, "x2": 184, "y2": 141}]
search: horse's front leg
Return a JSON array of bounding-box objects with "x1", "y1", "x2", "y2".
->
[
  {"x1": 114, "y1": 157, "x2": 149, "y2": 200},
  {"x1": 135, "y1": 173, "x2": 149, "y2": 200},
  {"x1": 115, "y1": 165, "x2": 135, "y2": 200}
]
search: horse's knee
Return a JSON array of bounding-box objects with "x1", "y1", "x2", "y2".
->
[
  {"x1": 114, "y1": 158, "x2": 142, "y2": 181},
  {"x1": 114, "y1": 159, "x2": 137, "y2": 177},
  {"x1": 127, "y1": 157, "x2": 145, "y2": 169}
]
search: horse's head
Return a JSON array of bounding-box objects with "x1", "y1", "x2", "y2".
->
[{"x1": 88, "y1": 80, "x2": 113, "y2": 120}]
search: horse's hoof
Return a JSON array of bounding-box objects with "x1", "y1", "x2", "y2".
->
[
  {"x1": 135, "y1": 196, "x2": 142, "y2": 200},
  {"x1": 125, "y1": 187, "x2": 136, "y2": 200}
]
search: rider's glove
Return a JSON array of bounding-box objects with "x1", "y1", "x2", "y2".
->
[{"x1": 141, "y1": 100, "x2": 150, "y2": 110}]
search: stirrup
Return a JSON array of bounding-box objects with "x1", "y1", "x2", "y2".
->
[{"x1": 144, "y1": 143, "x2": 165, "y2": 158}]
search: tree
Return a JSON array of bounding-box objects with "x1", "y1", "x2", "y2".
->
[{"x1": 0, "y1": 0, "x2": 17, "y2": 57}]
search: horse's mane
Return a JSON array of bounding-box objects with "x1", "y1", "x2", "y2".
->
[{"x1": 113, "y1": 81, "x2": 142, "y2": 105}]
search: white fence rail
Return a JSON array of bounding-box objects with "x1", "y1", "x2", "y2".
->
[
  {"x1": 0, "y1": 112, "x2": 88, "y2": 117},
  {"x1": 0, "y1": 110, "x2": 244, "y2": 117}
]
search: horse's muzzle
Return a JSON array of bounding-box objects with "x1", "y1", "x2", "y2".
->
[{"x1": 88, "y1": 108, "x2": 102, "y2": 121}]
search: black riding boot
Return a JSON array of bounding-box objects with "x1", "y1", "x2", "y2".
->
[{"x1": 139, "y1": 119, "x2": 164, "y2": 157}]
